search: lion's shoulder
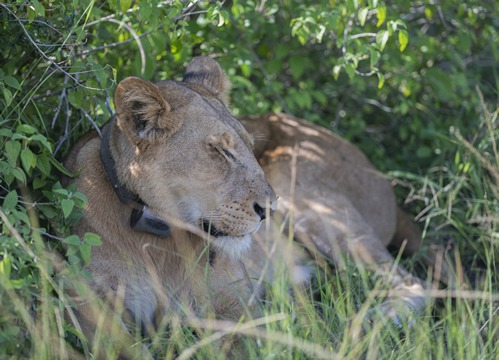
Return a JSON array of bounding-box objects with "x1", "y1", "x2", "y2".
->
[{"x1": 62, "y1": 130, "x2": 101, "y2": 186}]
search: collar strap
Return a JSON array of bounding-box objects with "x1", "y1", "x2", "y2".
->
[{"x1": 100, "y1": 120, "x2": 171, "y2": 238}]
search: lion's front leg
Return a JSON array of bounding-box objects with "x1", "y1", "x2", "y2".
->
[{"x1": 69, "y1": 282, "x2": 155, "y2": 360}]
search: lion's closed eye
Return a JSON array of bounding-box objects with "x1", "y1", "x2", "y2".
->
[
  {"x1": 221, "y1": 148, "x2": 236, "y2": 161},
  {"x1": 207, "y1": 133, "x2": 238, "y2": 162}
]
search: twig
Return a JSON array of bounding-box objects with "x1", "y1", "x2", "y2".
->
[
  {"x1": 342, "y1": 14, "x2": 356, "y2": 57},
  {"x1": 349, "y1": 32, "x2": 377, "y2": 40},
  {"x1": 51, "y1": 75, "x2": 69, "y2": 128},
  {"x1": 53, "y1": 117, "x2": 84, "y2": 155},
  {"x1": 349, "y1": 93, "x2": 393, "y2": 113},
  {"x1": 81, "y1": 109, "x2": 102, "y2": 138},
  {"x1": 100, "y1": 18, "x2": 146, "y2": 76},
  {"x1": 78, "y1": 29, "x2": 154, "y2": 56},
  {"x1": 434, "y1": 0, "x2": 449, "y2": 30}
]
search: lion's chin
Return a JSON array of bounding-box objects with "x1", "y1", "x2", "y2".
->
[{"x1": 211, "y1": 234, "x2": 252, "y2": 261}]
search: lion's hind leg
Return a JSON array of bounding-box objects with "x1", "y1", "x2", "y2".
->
[{"x1": 290, "y1": 196, "x2": 430, "y2": 330}]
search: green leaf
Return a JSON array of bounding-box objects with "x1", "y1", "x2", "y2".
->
[
  {"x1": 332, "y1": 65, "x2": 341, "y2": 80},
  {"x1": 120, "y1": 0, "x2": 132, "y2": 13},
  {"x1": 170, "y1": 38, "x2": 182, "y2": 54},
  {"x1": 31, "y1": 134, "x2": 53, "y2": 152},
  {"x1": 3, "y1": 76, "x2": 21, "y2": 90},
  {"x1": 11, "y1": 133, "x2": 27, "y2": 141},
  {"x1": 73, "y1": 192, "x2": 88, "y2": 204},
  {"x1": 84, "y1": 233, "x2": 102, "y2": 246},
  {"x1": 370, "y1": 48, "x2": 380, "y2": 68},
  {"x1": 61, "y1": 199, "x2": 75, "y2": 218},
  {"x1": 5, "y1": 140, "x2": 21, "y2": 166},
  {"x1": 358, "y1": 7, "x2": 369, "y2": 26},
  {"x1": 3, "y1": 87, "x2": 13, "y2": 106},
  {"x1": 27, "y1": 6, "x2": 35, "y2": 21},
  {"x1": 80, "y1": 243, "x2": 92, "y2": 264},
  {"x1": 12, "y1": 208, "x2": 29, "y2": 225},
  {"x1": 67, "y1": 89, "x2": 83, "y2": 108},
  {"x1": 139, "y1": 1, "x2": 152, "y2": 20},
  {"x1": 3, "y1": 190, "x2": 18, "y2": 211},
  {"x1": 0, "y1": 162, "x2": 13, "y2": 185},
  {"x1": 17, "y1": 124, "x2": 36, "y2": 135},
  {"x1": 36, "y1": 155, "x2": 51, "y2": 176},
  {"x1": 376, "y1": 6, "x2": 386, "y2": 27},
  {"x1": 52, "y1": 188, "x2": 69, "y2": 196},
  {"x1": 11, "y1": 168, "x2": 26, "y2": 184},
  {"x1": 398, "y1": 30, "x2": 409, "y2": 52},
  {"x1": 424, "y1": 7, "x2": 433, "y2": 19},
  {"x1": 21, "y1": 149, "x2": 36, "y2": 172},
  {"x1": 289, "y1": 56, "x2": 306, "y2": 79},
  {"x1": 63, "y1": 235, "x2": 80, "y2": 246},
  {"x1": 376, "y1": 30, "x2": 389, "y2": 51},
  {"x1": 33, "y1": 178, "x2": 46, "y2": 189},
  {"x1": 0, "y1": 128, "x2": 12, "y2": 137},
  {"x1": 0, "y1": 256, "x2": 12, "y2": 280},
  {"x1": 49, "y1": 156, "x2": 78, "y2": 177},
  {"x1": 240, "y1": 63, "x2": 251, "y2": 77},
  {"x1": 377, "y1": 72, "x2": 385, "y2": 89},
  {"x1": 345, "y1": 63, "x2": 355, "y2": 79},
  {"x1": 217, "y1": 12, "x2": 225, "y2": 27},
  {"x1": 31, "y1": 0, "x2": 45, "y2": 16}
]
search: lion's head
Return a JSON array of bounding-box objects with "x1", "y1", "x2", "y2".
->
[{"x1": 108, "y1": 56, "x2": 277, "y2": 259}]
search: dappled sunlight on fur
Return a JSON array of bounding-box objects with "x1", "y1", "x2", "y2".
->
[{"x1": 62, "y1": 56, "x2": 457, "y2": 357}]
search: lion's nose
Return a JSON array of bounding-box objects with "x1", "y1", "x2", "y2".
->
[{"x1": 253, "y1": 202, "x2": 267, "y2": 221}]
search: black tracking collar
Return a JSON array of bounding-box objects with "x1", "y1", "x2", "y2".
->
[{"x1": 100, "y1": 120, "x2": 171, "y2": 238}]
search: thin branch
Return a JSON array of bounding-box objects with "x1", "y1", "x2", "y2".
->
[
  {"x1": 355, "y1": 69, "x2": 376, "y2": 77},
  {"x1": 341, "y1": 14, "x2": 356, "y2": 57},
  {"x1": 53, "y1": 117, "x2": 84, "y2": 156},
  {"x1": 350, "y1": 93, "x2": 393, "y2": 113},
  {"x1": 51, "y1": 75, "x2": 69, "y2": 128},
  {"x1": 350, "y1": 32, "x2": 377, "y2": 40},
  {"x1": 78, "y1": 29, "x2": 155, "y2": 56},
  {"x1": 103, "y1": 18, "x2": 146, "y2": 76},
  {"x1": 81, "y1": 109, "x2": 102, "y2": 138},
  {"x1": 434, "y1": 0, "x2": 449, "y2": 30}
]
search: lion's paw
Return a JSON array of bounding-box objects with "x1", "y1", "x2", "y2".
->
[{"x1": 364, "y1": 296, "x2": 427, "y2": 331}]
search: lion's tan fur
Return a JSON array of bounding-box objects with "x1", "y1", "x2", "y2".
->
[{"x1": 64, "y1": 56, "x2": 449, "y2": 356}]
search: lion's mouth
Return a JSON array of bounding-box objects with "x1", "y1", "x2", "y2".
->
[{"x1": 202, "y1": 220, "x2": 230, "y2": 238}]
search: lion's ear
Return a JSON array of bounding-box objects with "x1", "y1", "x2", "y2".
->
[
  {"x1": 114, "y1": 77, "x2": 182, "y2": 144},
  {"x1": 183, "y1": 56, "x2": 230, "y2": 104}
]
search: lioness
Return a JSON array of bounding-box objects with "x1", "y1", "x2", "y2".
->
[{"x1": 64, "y1": 56, "x2": 447, "y2": 356}]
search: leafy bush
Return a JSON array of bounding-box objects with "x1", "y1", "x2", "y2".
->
[{"x1": 0, "y1": 0, "x2": 497, "y2": 358}]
